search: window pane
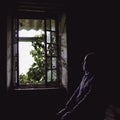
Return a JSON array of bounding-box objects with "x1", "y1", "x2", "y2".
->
[
  {"x1": 32, "y1": 37, "x2": 45, "y2": 56},
  {"x1": 52, "y1": 70, "x2": 57, "y2": 81},
  {"x1": 52, "y1": 44, "x2": 57, "y2": 56},
  {"x1": 47, "y1": 44, "x2": 57, "y2": 56},
  {"x1": 51, "y1": 19, "x2": 55, "y2": 31},
  {"x1": 52, "y1": 57, "x2": 56, "y2": 69},
  {"x1": 46, "y1": 31, "x2": 51, "y2": 43},
  {"x1": 51, "y1": 32, "x2": 56, "y2": 43},
  {"x1": 47, "y1": 57, "x2": 51, "y2": 69},
  {"x1": 19, "y1": 40, "x2": 46, "y2": 85},
  {"x1": 19, "y1": 42, "x2": 34, "y2": 75},
  {"x1": 47, "y1": 70, "x2": 51, "y2": 82},
  {"x1": 18, "y1": 19, "x2": 47, "y2": 86},
  {"x1": 47, "y1": 44, "x2": 51, "y2": 56}
]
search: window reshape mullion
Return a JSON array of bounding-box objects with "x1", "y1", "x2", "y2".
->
[
  {"x1": 56, "y1": 19, "x2": 60, "y2": 84},
  {"x1": 44, "y1": 19, "x2": 48, "y2": 87},
  {"x1": 50, "y1": 19, "x2": 53, "y2": 83},
  {"x1": 16, "y1": 19, "x2": 20, "y2": 87}
]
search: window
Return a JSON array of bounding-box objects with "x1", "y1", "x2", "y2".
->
[
  {"x1": 11, "y1": 1, "x2": 68, "y2": 89},
  {"x1": 13, "y1": 18, "x2": 61, "y2": 88}
]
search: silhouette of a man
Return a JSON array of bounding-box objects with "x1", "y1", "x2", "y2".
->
[{"x1": 56, "y1": 52, "x2": 105, "y2": 120}]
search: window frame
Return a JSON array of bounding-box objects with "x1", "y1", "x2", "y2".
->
[{"x1": 12, "y1": 15, "x2": 62, "y2": 89}]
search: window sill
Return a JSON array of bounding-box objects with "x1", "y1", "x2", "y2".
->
[{"x1": 14, "y1": 87, "x2": 65, "y2": 91}]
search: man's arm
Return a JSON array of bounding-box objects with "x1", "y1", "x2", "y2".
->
[
  {"x1": 61, "y1": 80, "x2": 94, "y2": 120},
  {"x1": 72, "y1": 85, "x2": 92, "y2": 112},
  {"x1": 65, "y1": 86, "x2": 79, "y2": 109},
  {"x1": 56, "y1": 86, "x2": 79, "y2": 119}
]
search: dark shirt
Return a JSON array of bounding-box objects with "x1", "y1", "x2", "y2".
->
[
  {"x1": 65, "y1": 74, "x2": 95, "y2": 112},
  {"x1": 58, "y1": 73, "x2": 106, "y2": 120}
]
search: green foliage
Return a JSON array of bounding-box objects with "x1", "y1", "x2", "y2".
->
[
  {"x1": 19, "y1": 35, "x2": 46, "y2": 85},
  {"x1": 19, "y1": 73, "x2": 28, "y2": 84},
  {"x1": 19, "y1": 33, "x2": 58, "y2": 85}
]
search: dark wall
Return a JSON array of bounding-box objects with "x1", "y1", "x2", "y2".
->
[
  {"x1": 66, "y1": 3, "x2": 120, "y2": 104},
  {"x1": 0, "y1": 16, "x2": 7, "y2": 95},
  {"x1": 66, "y1": 3, "x2": 98, "y2": 95},
  {"x1": 0, "y1": 1, "x2": 120, "y2": 119},
  {"x1": 0, "y1": 89, "x2": 67, "y2": 120}
]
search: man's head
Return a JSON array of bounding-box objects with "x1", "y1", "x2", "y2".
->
[{"x1": 83, "y1": 52, "x2": 95, "y2": 73}]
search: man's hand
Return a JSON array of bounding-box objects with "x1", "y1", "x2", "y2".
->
[
  {"x1": 56, "y1": 108, "x2": 67, "y2": 120},
  {"x1": 61, "y1": 112, "x2": 71, "y2": 120}
]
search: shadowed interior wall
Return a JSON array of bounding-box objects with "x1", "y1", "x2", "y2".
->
[{"x1": 0, "y1": 1, "x2": 120, "y2": 120}]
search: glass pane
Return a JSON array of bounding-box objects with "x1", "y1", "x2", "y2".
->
[
  {"x1": 47, "y1": 44, "x2": 51, "y2": 56},
  {"x1": 47, "y1": 57, "x2": 51, "y2": 69},
  {"x1": 47, "y1": 70, "x2": 51, "y2": 82},
  {"x1": 47, "y1": 44, "x2": 57, "y2": 56},
  {"x1": 51, "y1": 44, "x2": 57, "y2": 56},
  {"x1": 51, "y1": 32, "x2": 56, "y2": 43},
  {"x1": 32, "y1": 35, "x2": 45, "y2": 56},
  {"x1": 19, "y1": 41, "x2": 46, "y2": 85},
  {"x1": 46, "y1": 19, "x2": 50, "y2": 30},
  {"x1": 51, "y1": 19, "x2": 55, "y2": 31},
  {"x1": 19, "y1": 42, "x2": 34, "y2": 75},
  {"x1": 52, "y1": 57, "x2": 56, "y2": 69},
  {"x1": 46, "y1": 31, "x2": 51, "y2": 43},
  {"x1": 52, "y1": 70, "x2": 57, "y2": 81}
]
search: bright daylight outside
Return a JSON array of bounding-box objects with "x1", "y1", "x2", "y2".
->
[
  {"x1": 18, "y1": 19, "x2": 57, "y2": 86},
  {"x1": 19, "y1": 19, "x2": 45, "y2": 86}
]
